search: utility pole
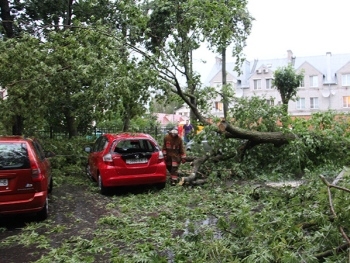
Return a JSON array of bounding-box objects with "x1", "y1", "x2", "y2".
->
[
  {"x1": 221, "y1": 0, "x2": 229, "y2": 120},
  {"x1": 222, "y1": 48, "x2": 228, "y2": 119}
]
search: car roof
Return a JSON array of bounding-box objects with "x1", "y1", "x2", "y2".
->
[
  {"x1": 103, "y1": 133, "x2": 155, "y2": 141},
  {"x1": 0, "y1": 136, "x2": 33, "y2": 142}
]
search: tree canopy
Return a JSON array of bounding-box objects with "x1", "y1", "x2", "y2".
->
[
  {"x1": 0, "y1": 0, "x2": 160, "y2": 136},
  {"x1": 1, "y1": 1, "x2": 350, "y2": 260},
  {"x1": 0, "y1": 0, "x2": 255, "y2": 137},
  {"x1": 273, "y1": 64, "x2": 304, "y2": 113}
]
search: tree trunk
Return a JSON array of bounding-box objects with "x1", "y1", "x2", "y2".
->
[
  {"x1": 122, "y1": 115, "x2": 130, "y2": 132},
  {"x1": 64, "y1": 112, "x2": 77, "y2": 138},
  {"x1": 0, "y1": 0, "x2": 14, "y2": 38},
  {"x1": 65, "y1": 0, "x2": 73, "y2": 26},
  {"x1": 218, "y1": 120, "x2": 296, "y2": 147},
  {"x1": 179, "y1": 155, "x2": 209, "y2": 185},
  {"x1": 12, "y1": 115, "x2": 23, "y2": 135},
  {"x1": 178, "y1": 119, "x2": 299, "y2": 186},
  {"x1": 222, "y1": 48, "x2": 228, "y2": 119}
]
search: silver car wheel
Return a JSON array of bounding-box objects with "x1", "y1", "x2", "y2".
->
[{"x1": 97, "y1": 174, "x2": 108, "y2": 195}]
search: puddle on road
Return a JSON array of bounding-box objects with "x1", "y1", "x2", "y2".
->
[
  {"x1": 183, "y1": 216, "x2": 221, "y2": 238},
  {"x1": 1, "y1": 179, "x2": 306, "y2": 263}
]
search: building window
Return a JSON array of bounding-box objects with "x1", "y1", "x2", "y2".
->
[
  {"x1": 341, "y1": 74, "x2": 350, "y2": 86},
  {"x1": 215, "y1": 101, "x2": 223, "y2": 111},
  {"x1": 254, "y1": 79, "x2": 261, "y2": 90},
  {"x1": 299, "y1": 78, "x2": 305, "y2": 87},
  {"x1": 266, "y1": 79, "x2": 272, "y2": 89},
  {"x1": 310, "y1": 76, "x2": 318, "y2": 87},
  {"x1": 266, "y1": 99, "x2": 274, "y2": 106},
  {"x1": 343, "y1": 96, "x2": 350, "y2": 108},
  {"x1": 214, "y1": 82, "x2": 222, "y2": 89},
  {"x1": 296, "y1": 98, "x2": 305, "y2": 109},
  {"x1": 310, "y1": 97, "x2": 319, "y2": 109}
]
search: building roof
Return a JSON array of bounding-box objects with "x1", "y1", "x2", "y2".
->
[
  {"x1": 153, "y1": 113, "x2": 188, "y2": 127},
  {"x1": 204, "y1": 51, "x2": 350, "y2": 87}
]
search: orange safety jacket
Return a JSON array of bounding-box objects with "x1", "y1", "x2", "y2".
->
[{"x1": 162, "y1": 134, "x2": 186, "y2": 163}]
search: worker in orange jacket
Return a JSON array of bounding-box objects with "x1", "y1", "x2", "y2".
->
[
  {"x1": 177, "y1": 121, "x2": 184, "y2": 140},
  {"x1": 162, "y1": 129, "x2": 186, "y2": 185}
]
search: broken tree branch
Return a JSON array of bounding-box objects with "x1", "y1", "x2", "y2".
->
[
  {"x1": 317, "y1": 171, "x2": 350, "y2": 260},
  {"x1": 218, "y1": 120, "x2": 297, "y2": 147}
]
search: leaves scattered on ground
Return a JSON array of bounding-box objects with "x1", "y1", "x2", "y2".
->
[{"x1": 1, "y1": 168, "x2": 350, "y2": 262}]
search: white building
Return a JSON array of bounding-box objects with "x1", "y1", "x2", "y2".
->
[
  {"x1": 203, "y1": 50, "x2": 350, "y2": 117},
  {"x1": 0, "y1": 88, "x2": 7, "y2": 100},
  {"x1": 174, "y1": 105, "x2": 190, "y2": 117}
]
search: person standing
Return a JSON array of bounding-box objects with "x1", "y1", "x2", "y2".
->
[
  {"x1": 183, "y1": 120, "x2": 194, "y2": 144},
  {"x1": 177, "y1": 121, "x2": 184, "y2": 140},
  {"x1": 162, "y1": 129, "x2": 186, "y2": 185}
]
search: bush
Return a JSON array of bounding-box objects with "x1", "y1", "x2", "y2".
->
[{"x1": 41, "y1": 137, "x2": 92, "y2": 179}]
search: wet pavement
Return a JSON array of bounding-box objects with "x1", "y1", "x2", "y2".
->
[
  {"x1": 0, "y1": 182, "x2": 111, "y2": 263},
  {"x1": 0, "y1": 174, "x2": 164, "y2": 263},
  {"x1": 1, "y1": 176, "x2": 307, "y2": 263}
]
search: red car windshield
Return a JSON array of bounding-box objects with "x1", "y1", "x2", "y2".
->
[
  {"x1": 113, "y1": 139, "x2": 156, "y2": 154},
  {"x1": 0, "y1": 143, "x2": 30, "y2": 170}
]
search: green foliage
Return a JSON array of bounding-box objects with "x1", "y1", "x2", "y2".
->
[
  {"x1": 41, "y1": 137, "x2": 90, "y2": 182},
  {"x1": 0, "y1": 0, "x2": 254, "y2": 138},
  {"x1": 0, "y1": 0, "x2": 162, "y2": 136},
  {"x1": 290, "y1": 112, "x2": 350, "y2": 167},
  {"x1": 196, "y1": 0, "x2": 253, "y2": 71},
  {"x1": 2, "y1": 168, "x2": 350, "y2": 262},
  {"x1": 144, "y1": 0, "x2": 253, "y2": 125},
  {"x1": 149, "y1": 95, "x2": 184, "y2": 115},
  {"x1": 272, "y1": 64, "x2": 304, "y2": 111},
  {"x1": 0, "y1": 35, "x2": 47, "y2": 133},
  {"x1": 188, "y1": 96, "x2": 350, "y2": 179},
  {"x1": 1, "y1": 3, "x2": 349, "y2": 260},
  {"x1": 230, "y1": 95, "x2": 286, "y2": 132},
  {"x1": 238, "y1": 110, "x2": 350, "y2": 177}
]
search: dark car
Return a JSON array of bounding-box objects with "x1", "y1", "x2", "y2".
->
[
  {"x1": 185, "y1": 130, "x2": 213, "y2": 152},
  {"x1": 85, "y1": 133, "x2": 167, "y2": 194},
  {"x1": 0, "y1": 136, "x2": 54, "y2": 221},
  {"x1": 86, "y1": 130, "x2": 104, "y2": 140},
  {"x1": 186, "y1": 137, "x2": 211, "y2": 152},
  {"x1": 185, "y1": 130, "x2": 226, "y2": 155}
]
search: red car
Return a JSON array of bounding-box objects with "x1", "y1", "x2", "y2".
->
[
  {"x1": 85, "y1": 133, "x2": 167, "y2": 194},
  {"x1": 0, "y1": 136, "x2": 54, "y2": 221}
]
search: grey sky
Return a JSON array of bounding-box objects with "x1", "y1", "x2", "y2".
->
[{"x1": 193, "y1": 0, "x2": 350, "y2": 80}]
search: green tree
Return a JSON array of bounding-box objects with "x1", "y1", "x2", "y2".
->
[
  {"x1": 0, "y1": 0, "x2": 23, "y2": 134},
  {"x1": 199, "y1": 0, "x2": 252, "y2": 119},
  {"x1": 0, "y1": 27, "x2": 123, "y2": 137},
  {"x1": 44, "y1": 27, "x2": 122, "y2": 137},
  {"x1": 144, "y1": 0, "x2": 253, "y2": 123},
  {"x1": 272, "y1": 64, "x2": 304, "y2": 114},
  {"x1": 0, "y1": 0, "x2": 157, "y2": 136}
]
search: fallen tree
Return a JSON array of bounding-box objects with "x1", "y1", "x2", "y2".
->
[
  {"x1": 218, "y1": 120, "x2": 296, "y2": 146},
  {"x1": 179, "y1": 118, "x2": 299, "y2": 185},
  {"x1": 179, "y1": 111, "x2": 350, "y2": 185},
  {"x1": 315, "y1": 169, "x2": 350, "y2": 260}
]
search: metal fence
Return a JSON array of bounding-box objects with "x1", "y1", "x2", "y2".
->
[{"x1": 34, "y1": 126, "x2": 170, "y2": 141}]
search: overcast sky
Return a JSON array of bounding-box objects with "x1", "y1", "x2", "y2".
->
[{"x1": 192, "y1": 0, "x2": 350, "y2": 79}]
